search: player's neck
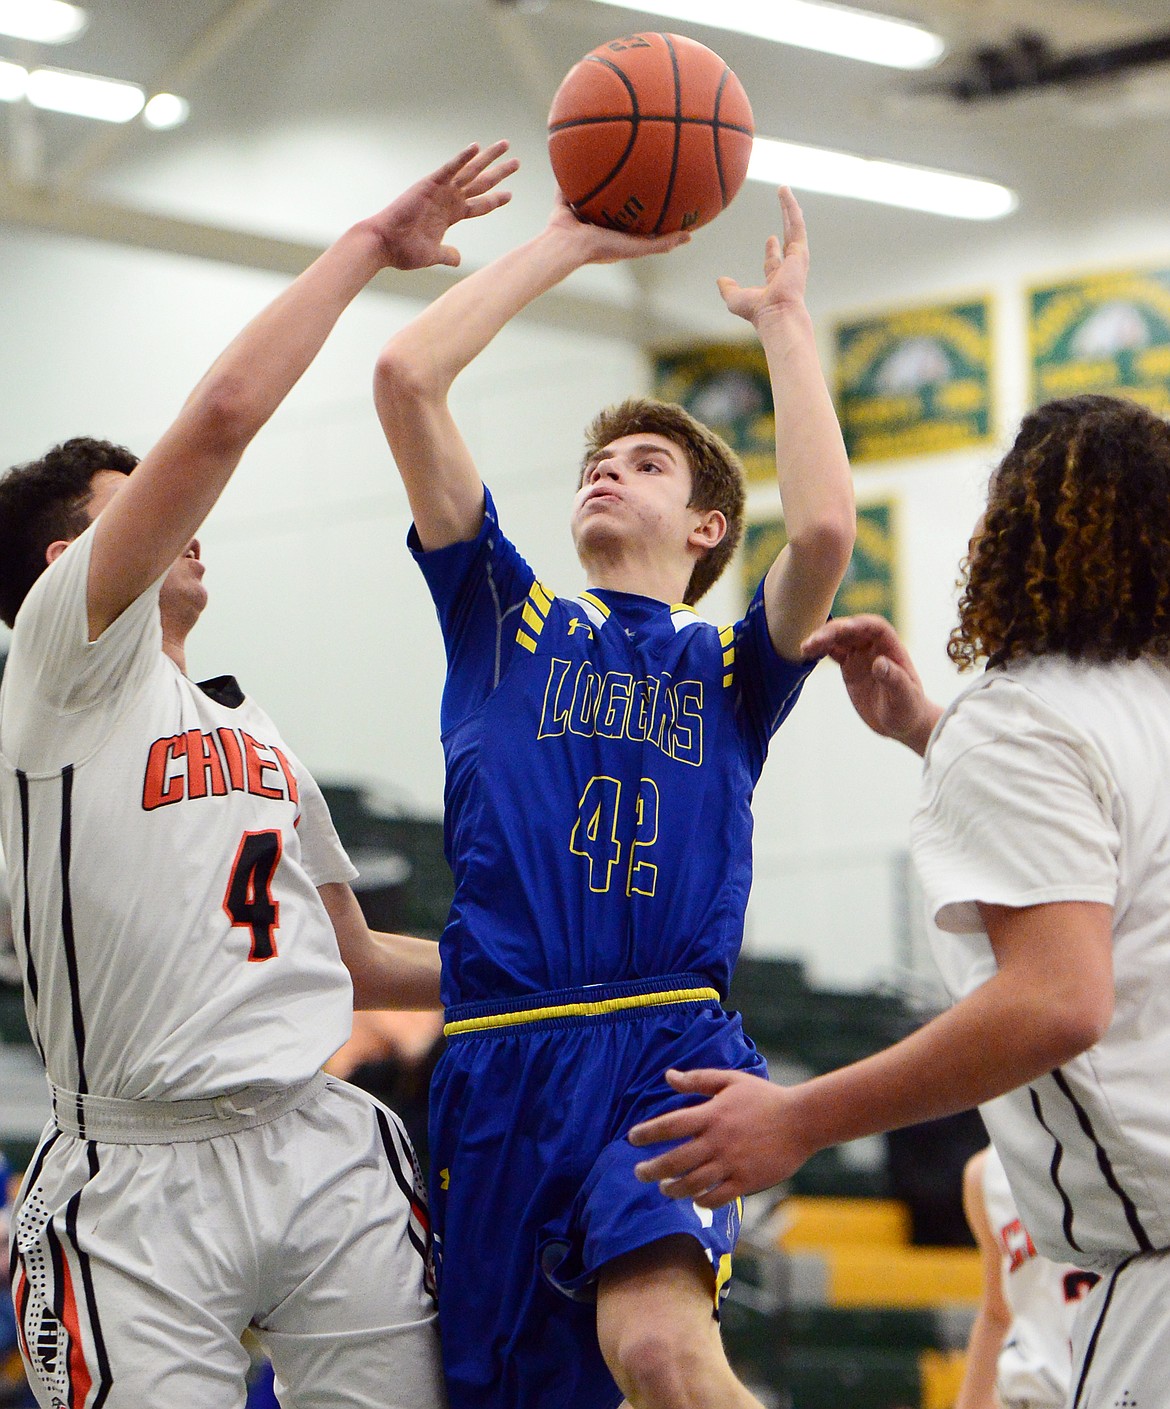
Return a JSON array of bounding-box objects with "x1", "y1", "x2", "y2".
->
[
  {"x1": 580, "y1": 550, "x2": 691, "y2": 606},
  {"x1": 161, "y1": 632, "x2": 188, "y2": 674}
]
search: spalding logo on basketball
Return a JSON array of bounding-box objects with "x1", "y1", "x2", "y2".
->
[{"x1": 547, "y1": 32, "x2": 755, "y2": 236}]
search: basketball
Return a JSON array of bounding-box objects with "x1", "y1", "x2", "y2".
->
[{"x1": 547, "y1": 32, "x2": 754, "y2": 236}]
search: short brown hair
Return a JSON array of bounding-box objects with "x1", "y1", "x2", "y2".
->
[
  {"x1": 949, "y1": 395, "x2": 1170, "y2": 669},
  {"x1": 0, "y1": 437, "x2": 137, "y2": 627},
  {"x1": 581, "y1": 397, "x2": 746, "y2": 604}
]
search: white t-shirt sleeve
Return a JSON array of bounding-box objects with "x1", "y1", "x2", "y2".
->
[
  {"x1": 911, "y1": 679, "x2": 1119, "y2": 934},
  {"x1": 1, "y1": 522, "x2": 166, "y2": 770},
  {"x1": 295, "y1": 765, "x2": 359, "y2": 889}
]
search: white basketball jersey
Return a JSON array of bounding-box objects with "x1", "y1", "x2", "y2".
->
[
  {"x1": 0, "y1": 524, "x2": 357, "y2": 1101},
  {"x1": 982, "y1": 1144, "x2": 1089, "y2": 1406},
  {"x1": 913, "y1": 655, "x2": 1170, "y2": 1270}
]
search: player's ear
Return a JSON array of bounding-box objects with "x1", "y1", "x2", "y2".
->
[
  {"x1": 688, "y1": 508, "x2": 726, "y2": 551},
  {"x1": 45, "y1": 539, "x2": 71, "y2": 566}
]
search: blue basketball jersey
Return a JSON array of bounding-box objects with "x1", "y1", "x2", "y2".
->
[{"x1": 413, "y1": 488, "x2": 814, "y2": 1007}]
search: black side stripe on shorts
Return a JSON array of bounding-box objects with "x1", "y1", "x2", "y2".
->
[
  {"x1": 1070, "y1": 1253, "x2": 1138, "y2": 1409},
  {"x1": 1030, "y1": 1087, "x2": 1081, "y2": 1252},
  {"x1": 374, "y1": 1109, "x2": 429, "y2": 1266},
  {"x1": 1051, "y1": 1067, "x2": 1153, "y2": 1252},
  {"x1": 64, "y1": 1144, "x2": 113, "y2": 1409},
  {"x1": 15, "y1": 769, "x2": 46, "y2": 1062},
  {"x1": 58, "y1": 766, "x2": 89, "y2": 1135}
]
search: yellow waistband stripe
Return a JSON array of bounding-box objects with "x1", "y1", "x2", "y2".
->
[{"x1": 444, "y1": 985, "x2": 720, "y2": 1037}]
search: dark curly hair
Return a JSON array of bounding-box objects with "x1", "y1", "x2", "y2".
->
[
  {"x1": 949, "y1": 395, "x2": 1170, "y2": 669},
  {"x1": 580, "y1": 397, "x2": 746, "y2": 605},
  {"x1": 0, "y1": 437, "x2": 138, "y2": 628}
]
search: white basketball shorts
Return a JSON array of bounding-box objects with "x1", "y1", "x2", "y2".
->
[{"x1": 8, "y1": 1072, "x2": 445, "y2": 1408}]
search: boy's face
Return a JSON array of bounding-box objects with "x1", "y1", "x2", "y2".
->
[{"x1": 570, "y1": 432, "x2": 698, "y2": 567}]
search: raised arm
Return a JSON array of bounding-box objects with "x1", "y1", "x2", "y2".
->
[
  {"x1": 86, "y1": 142, "x2": 516, "y2": 640},
  {"x1": 721, "y1": 189, "x2": 855, "y2": 659},
  {"x1": 373, "y1": 195, "x2": 688, "y2": 552}
]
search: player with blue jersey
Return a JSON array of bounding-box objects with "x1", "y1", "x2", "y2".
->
[{"x1": 374, "y1": 188, "x2": 855, "y2": 1409}]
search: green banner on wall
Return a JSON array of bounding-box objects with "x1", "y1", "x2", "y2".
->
[
  {"x1": 834, "y1": 300, "x2": 993, "y2": 463},
  {"x1": 654, "y1": 342, "x2": 776, "y2": 485},
  {"x1": 1030, "y1": 268, "x2": 1170, "y2": 413},
  {"x1": 742, "y1": 500, "x2": 898, "y2": 627}
]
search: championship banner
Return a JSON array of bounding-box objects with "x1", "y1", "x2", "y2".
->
[
  {"x1": 742, "y1": 500, "x2": 898, "y2": 627},
  {"x1": 1030, "y1": 268, "x2": 1170, "y2": 413},
  {"x1": 653, "y1": 342, "x2": 776, "y2": 485},
  {"x1": 834, "y1": 300, "x2": 993, "y2": 463}
]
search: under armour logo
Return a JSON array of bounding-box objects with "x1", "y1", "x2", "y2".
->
[{"x1": 567, "y1": 617, "x2": 594, "y2": 639}]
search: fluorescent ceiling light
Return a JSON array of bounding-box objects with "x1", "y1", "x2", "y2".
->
[
  {"x1": 0, "y1": 57, "x2": 27, "y2": 100},
  {"x1": 591, "y1": 0, "x2": 944, "y2": 70},
  {"x1": 26, "y1": 66, "x2": 144, "y2": 122},
  {"x1": 748, "y1": 137, "x2": 1017, "y2": 219},
  {"x1": 143, "y1": 92, "x2": 189, "y2": 130},
  {"x1": 0, "y1": 0, "x2": 86, "y2": 43}
]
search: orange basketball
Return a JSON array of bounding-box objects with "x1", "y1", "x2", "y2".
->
[{"x1": 547, "y1": 32, "x2": 754, "y2": 236}]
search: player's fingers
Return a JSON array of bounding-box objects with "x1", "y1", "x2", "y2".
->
[
  {"x1": 430, "y1": 143, "x2": 481, "y2": 185},
  {"x1": 664, "y1": 1066, "x2": 736, "y2": 1097},
  {"x1": 716, "y1": 276, "x2": 740, "y2": 306},
  {"x1": 435, "y1": 244, "x2": 462, "y2": 268},
  {"x1": 633, "y1": 1137, "x2": 712, "y2": 1185},
  {"x1": 462, "y1": 158, "x2": 520, "y2": 199},
  {"x1": 691, "y1": 1178, "x2": 742, "y2": 1210},
  {"x1": 627, "y1": 1105, "x2": 711, "y2": 1149},
  {"x1": 458, "y1": 141, "x2": 514, "y2": 188},
  {"x1": 656, "y1": 1161, "x2": 728, "y2": 1201},
  {"x1": 463, "y1": 190, "x2": 514, "y2": 219},
  {"x1": 778, "y1": 186, "x2": 808, "y2": 249},
  {"x1": 801, "y1": 616, "x2": 883, "y2": 657}
]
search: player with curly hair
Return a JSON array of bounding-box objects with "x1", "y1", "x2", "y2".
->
[{"x1": 631, "y1": 392, "x2": 1170, "y2": 1409}]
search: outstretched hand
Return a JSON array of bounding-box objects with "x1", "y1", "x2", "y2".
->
[
  {"x1": 801, "y1": 614, "x2": 942, "y2": 755},
  {"x1": 628, "y1": 1069, "x2": 810, "y2": 1208},
  {"x1": 545, "y1": 189, "x2": 691, "y2": 264},
  {"x1": 370, "y1": 141, "x2": 520, "y2": 271},
  {"x1": 718, "y1": 186, "x2": 809, "y2": 328}
]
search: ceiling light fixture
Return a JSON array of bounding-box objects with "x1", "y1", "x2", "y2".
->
[
  {"x1": 0, "y1": 0, "x2": 86, "y2": 44},
  {"x1": 0, "y1": 56, "x2": 27, "y2": 100},
  {"x1": 749, "y1": 137, "x2": 1018, "y2": 219},
  {"x1": 25, "y1": 66, "x2": 144, "y2": 122},
  {"x1": 590, "y1": 0, "x2": 944, "y2": 70},
  {"x1": 143, "y1": 92, "x2": 189, "y2": 130}
]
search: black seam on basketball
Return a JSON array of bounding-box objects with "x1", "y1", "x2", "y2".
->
[
  {"x1": 1030, "y1": 1086, "x2": 1081, "y2": 1251},
  {"x1": 653, "y1": 33, "x2": 684, "y2": 236},
  {"x1": 549, "y1": 115, "x2": 752, "y2": 134},
  {"x1": 1051, "y1": 1067, "x2": 1153, "y2": 1251},
  {"x1": 713, "y1": 67, "x2": 731, "y2": 207},
  {"x1": 567, "y1": 57, "x2": 642, "y2": 208}
]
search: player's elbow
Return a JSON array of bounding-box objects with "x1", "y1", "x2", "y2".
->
[
  {"x1": 191, "y1": 370, "x2": 269, "y2": 455},
  {"x1": 1039, "y1": 985, "x2": 1114, "y2": 1065},
  {"x1": 787, "y1": 512, "x2": 855, "y2": 584},
  {"x1": 374, "y1": 337, "x2": 446, "y2": 414}
]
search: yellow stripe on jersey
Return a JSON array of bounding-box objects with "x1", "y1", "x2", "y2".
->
[
  {"x1": 516, "y1": 580, "x2": 554, "y2": 651},
  {"x1": 578, "y1": 590, "x2": 611, "y2": 620},
  {"x1": 714, "y1": 1253, "x2": 734, "y2": 1308},
  {"x1": 444, "y1": 985, "x2": 720, "y2": 1037}
]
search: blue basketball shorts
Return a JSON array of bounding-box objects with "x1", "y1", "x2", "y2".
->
[{"x1": 428, "y1": 975, "x2": 768, "y2": 1409}]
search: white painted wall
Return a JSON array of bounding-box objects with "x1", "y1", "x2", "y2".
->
[{"x1": 1, "y1": 193, "x2": 1166, "y2": 989}]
